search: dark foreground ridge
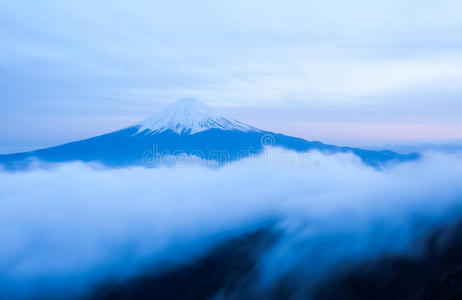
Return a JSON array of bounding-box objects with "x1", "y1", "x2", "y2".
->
[
  {"x1": 89, "y1": 229, "x2": 279, "y2": 300},
  {"x1": 313, "y1": 221, "x2": 462, "y2": 300},
  {"x1": 87, "y1": 220, "x2": 462, "y2": 300}
]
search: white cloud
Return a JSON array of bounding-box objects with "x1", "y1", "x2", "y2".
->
[{"x1": 1, "y1": 149, "x2": 462, "y2": 298}]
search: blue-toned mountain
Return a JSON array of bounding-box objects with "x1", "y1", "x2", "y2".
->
[{"x1": 0, "y1": 98, "x2": 419, "y2": 169}]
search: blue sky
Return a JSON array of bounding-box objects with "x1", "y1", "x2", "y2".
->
[{"x1": 1, "y1": 0, "x2": 462, "y2": 153}]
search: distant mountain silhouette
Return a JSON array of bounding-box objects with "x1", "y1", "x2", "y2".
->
[{"x1": 0, "y1": 98, "x2": 419, "y2": 170}]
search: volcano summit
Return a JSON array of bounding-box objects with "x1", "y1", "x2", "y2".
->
[{"x1": 0, "y1": 98, "x2": 418, "y2": 169}]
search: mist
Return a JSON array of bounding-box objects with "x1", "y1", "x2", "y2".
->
[{"x1": 1, "y1": 149, "x2": 462, "y2": 299}]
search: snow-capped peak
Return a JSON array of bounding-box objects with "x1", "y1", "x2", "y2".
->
[{"x1": 137, "y1": 98, "x2": 258, "y2": 135}]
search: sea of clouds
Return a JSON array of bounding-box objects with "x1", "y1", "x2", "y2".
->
[{"x1": 1, "y1": 149, "x2": 462, "y2": 299}]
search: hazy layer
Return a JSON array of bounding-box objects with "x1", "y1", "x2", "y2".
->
[{"x1": 1, "y1": 149, "x2": 462, "y2": 299}]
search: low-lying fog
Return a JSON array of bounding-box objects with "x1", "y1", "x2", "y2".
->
[{"x1": 1, "y1": 149, "x2": 462, "y2": 299}]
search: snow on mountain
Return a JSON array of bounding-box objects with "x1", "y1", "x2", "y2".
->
[
  {"x1": 0, "y1": 97, "x2": 420, "y2": 170},
  {"x1": 137, "y1": 98, "x2": 258, "y2": 135}
]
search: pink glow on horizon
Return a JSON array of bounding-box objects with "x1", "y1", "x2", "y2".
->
[{"x1": 251, "y1": 121, "x2": 462, "y2": 146}]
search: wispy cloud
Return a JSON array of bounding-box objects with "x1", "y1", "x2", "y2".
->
[{"x1": 1, "y1": 0, "x2": 462, "y2": 149}]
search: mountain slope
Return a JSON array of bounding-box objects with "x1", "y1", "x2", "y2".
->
[{"x1": 0, "y1": 99, "x2": 419, "y2": 170}]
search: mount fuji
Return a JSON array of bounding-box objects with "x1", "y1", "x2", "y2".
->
[{"x1": 0, "y1": 98, "x2": 419, "y2": 169}]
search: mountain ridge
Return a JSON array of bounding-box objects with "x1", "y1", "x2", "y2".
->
[{"x1": 0, "y1": 99, "x2": 420, "y2": 170}]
